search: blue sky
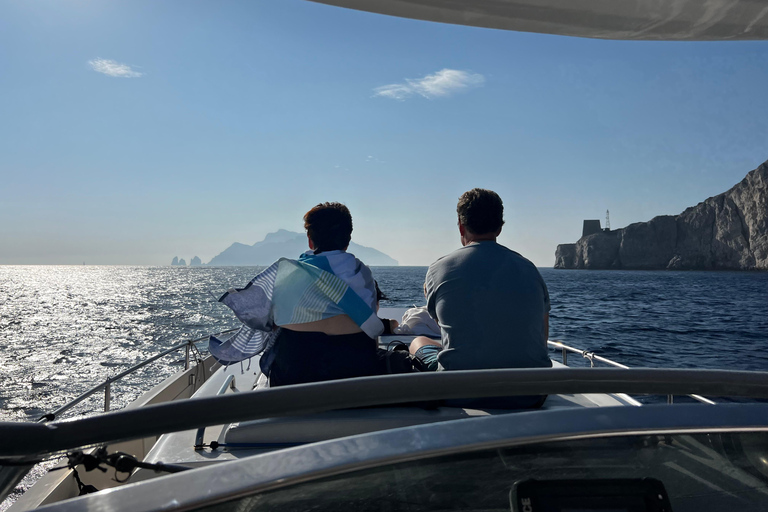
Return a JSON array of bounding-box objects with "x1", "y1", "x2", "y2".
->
[{"x1": 1, "y1": 0, "x2": 767, "y2": 266}]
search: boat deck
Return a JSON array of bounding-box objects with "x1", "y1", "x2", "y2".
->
[{"x1": 136, "y1": 333, "x2": 636, "y2": 476}]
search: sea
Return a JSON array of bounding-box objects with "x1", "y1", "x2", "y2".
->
[
  {"x1": 0, "y1": 265, "x2": 767, "y2": 508},
  {"x1": 1, "y1": 265, "x2": 766, "y2": 424}
]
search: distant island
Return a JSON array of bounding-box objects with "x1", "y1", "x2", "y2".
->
[
  {"x1": 555, "y1": 160, "x2": 767, "y2": 271},
  {"x1": 206, "y1": 229, "x2": 398, "y2": 266},
  {"x1": 171, "y1": 256, "x2": 202, "y2": 266}
]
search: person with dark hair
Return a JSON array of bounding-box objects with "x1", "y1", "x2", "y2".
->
[
  {"x1": 210, "y1": 202, "x2": 410, "y2": 386},
  {"x1": 303, "y1": 202, "x2": 353, "y2": 253},
  {"x1": 408, "y1": 188, "x2": 552, "y2": 408},
  {"x1": 267, "y1": 202, "x2": 380, "y2": 385}
]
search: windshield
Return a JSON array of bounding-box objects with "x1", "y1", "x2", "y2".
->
[{"x1": 193, "y1": 432, "x2": 768, "y2": 512}]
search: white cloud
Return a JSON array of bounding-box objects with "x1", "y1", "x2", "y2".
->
[
  {"x1": 88, "y1": 58, "x2": 143, "y2": 78},
  {"x1": 373, "y1": 83, "x2": 414, "y2": 101},
  {"x1": 373, "y1": 69, "x2": 484, "y2": 100}
]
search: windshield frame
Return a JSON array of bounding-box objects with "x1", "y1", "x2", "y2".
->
[{"x1": 29, "y1": 402, "x2": 768, "y2": 512}]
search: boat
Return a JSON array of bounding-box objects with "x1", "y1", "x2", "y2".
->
[
  {"x1": 3, "y1": 305, "x2": 768, "y2": 511},
  {"x1": 3, "y1": 1, "x2": 768, "y2": 510}
]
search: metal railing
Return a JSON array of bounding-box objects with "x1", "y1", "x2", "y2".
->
[
  {"x1": 547, "y1": 340, "x2": 716, "y2": 405},
  {"x1": 194, "y1": 374, "x2": 237, "y2": 450},
  {"x1": 38, "y1": 329, "x2": 238, "y2": 423},
  {"x1": 34, "y1": 330, "x2": 713, "y2": 425}
]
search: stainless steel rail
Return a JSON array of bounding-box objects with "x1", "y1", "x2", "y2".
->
[
  {"x1": 37, "y1": 331, "x2": 712, "y2": 424},
  {"x1": 194, "y1": 374, "x2": 236, "y2": 450},
  {"x1": 39, "y1": 329, "x2": 238, "y2": 422},
  {"x1": 547, "y1": 340, "x2": 716, "y2": 405}
]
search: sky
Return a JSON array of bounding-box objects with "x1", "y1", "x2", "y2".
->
[{"x1": 1, "y1": 0, "x2": 767, "y2": 267}]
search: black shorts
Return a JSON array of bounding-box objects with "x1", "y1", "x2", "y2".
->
[{"x1": 267, "y1": 328, "x2": 380, "y2": 387}]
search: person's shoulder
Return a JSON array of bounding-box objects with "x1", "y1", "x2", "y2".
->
[
  {"x1": 340, "y1": 251, "x2": 373, "y2": 273},
  {"x1": 425, "y1": 249, "x2": 460, "y2": 284},
  {"x1": 495, "y1": 244, "x2": 540, "y2": 270},
  {"x1": 428, "y1": 245, "x2": 471, "y2": 269}
]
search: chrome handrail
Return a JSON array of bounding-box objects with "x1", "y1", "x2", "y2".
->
[
  {"x1": 194, "y1": 374, "x2": 236, "y2": 450},
  {"x1": 548, "y1": 340, "x2": 631, "y2": 369},
  {"x1": 36, "y1": 331, "x2": 712, "y2": 424},
  {"x1": 39, "y1": 329, "x2": 238, "y2": 422},
  {"x1": 547, "y1": 340, "x2": 716, "y2": 405}
]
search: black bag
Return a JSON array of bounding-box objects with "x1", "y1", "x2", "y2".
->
[{"x1": 375, "y1": 347, "x2": 426, "y2": 374}]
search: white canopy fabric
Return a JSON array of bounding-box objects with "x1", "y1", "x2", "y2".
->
[{"x1": 308, "y1": 0, "x2": 768, "y2": 40}]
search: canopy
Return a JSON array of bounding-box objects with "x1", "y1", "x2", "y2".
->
[{"x1": 309, "y1": 0, "x2": 768, "y2": 40}]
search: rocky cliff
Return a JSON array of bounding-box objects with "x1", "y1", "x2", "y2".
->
[{"x1": 555, "y1": 160, "x2": 768, "y2": 270}]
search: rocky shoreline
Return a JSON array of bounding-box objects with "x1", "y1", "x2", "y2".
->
[{"x1": 555, "y1": 160, "x2": 768, "y2": 271}]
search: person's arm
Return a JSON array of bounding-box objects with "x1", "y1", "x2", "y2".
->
[
  {"x1": 380, "y1": 317, "x2": 399, "y2": 335},
  {"x1": 540, "y1": 274, "x2": 551, "y2": 347}
]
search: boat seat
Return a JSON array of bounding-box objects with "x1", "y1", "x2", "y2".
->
[
  {"x1": 222, "y1": 387, "x2": 619, "y2": 448},
  {"x1": 221, "y1": 356, "x2": 634, "y2": 448},
  {"x1": 223, "y1": 406, "x2": 498, "y2": 447},
  {"x1": 222, "y1": 388, "x2": 619, "y2": 448}
]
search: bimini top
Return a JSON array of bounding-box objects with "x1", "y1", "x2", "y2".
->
[{"x1": 309, "y1": 0, "x2": 768, "y2": 40}]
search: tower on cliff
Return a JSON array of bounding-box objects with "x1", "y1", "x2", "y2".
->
[
  {"x1": 605, "y1": 210, "x2": 611, "y2": 232},
  {"x1": 582, "y1": 219, "x2": 602, "y2": 238}
]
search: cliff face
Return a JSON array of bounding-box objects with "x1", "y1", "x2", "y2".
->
[{"x1": 554, "y1": 160, "x2": 768, "y2": 270}]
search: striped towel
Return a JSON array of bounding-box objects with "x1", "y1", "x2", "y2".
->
[{"x1": 209, "y1": 251, "x2": 382, "y2": 365}]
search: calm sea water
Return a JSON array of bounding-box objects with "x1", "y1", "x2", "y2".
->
[{"x1": 0, "y1": 266, "x2": 767, "y2": 424}]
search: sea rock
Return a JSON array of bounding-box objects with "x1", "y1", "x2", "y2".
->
[
  {"x1": 555, "y1": 160, "x2": 768, "y2": 271},
  {"x1": 178, "y1": 258, "x2": 187, "y2": 266},
  {"x1": 190, "y1": 256, "x2": 202, "y2": 266},
  {"x1": 577, "y1": 230, "x2": 621, "y2": 269},
  {"x1": 619, "y1": 215, "x2": 677, "y2": 269},
  {"x1": 171, "y1": 256, "x2": 180, "y2": 266},
  {"x1": 554, "y1": 244, "x2": 577, "y2": 268}
]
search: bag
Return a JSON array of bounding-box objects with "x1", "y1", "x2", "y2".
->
[
  {"x1": 375, "y1": 347, "x2": 426, "y2": 374},
  {"x1": 393, "y1": 307, "x2": 440, "y2": 337}
]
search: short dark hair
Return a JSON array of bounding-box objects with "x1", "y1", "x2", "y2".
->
[
  {"x1": 303, "y1": 202, "x2": 353, "y2": 252},
  {"x1": 457, "y1": 188, "x2": 505, "y2": 235}
]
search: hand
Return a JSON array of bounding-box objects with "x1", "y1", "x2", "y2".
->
[{"x1": 381, "y1": 318, "x2": 399, "y2": 335}]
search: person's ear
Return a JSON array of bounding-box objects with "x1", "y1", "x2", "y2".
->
[
  {"x1": 307, "y1": 234, "x2": 315, "y2": 250},
  {"x1": 458, "y1": 222, "x2": 469, "y2": 246}
]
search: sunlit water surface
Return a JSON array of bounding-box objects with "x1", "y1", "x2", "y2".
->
[{"x1": 0, "y1": 265, "x2": 766, "y2": 507}]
